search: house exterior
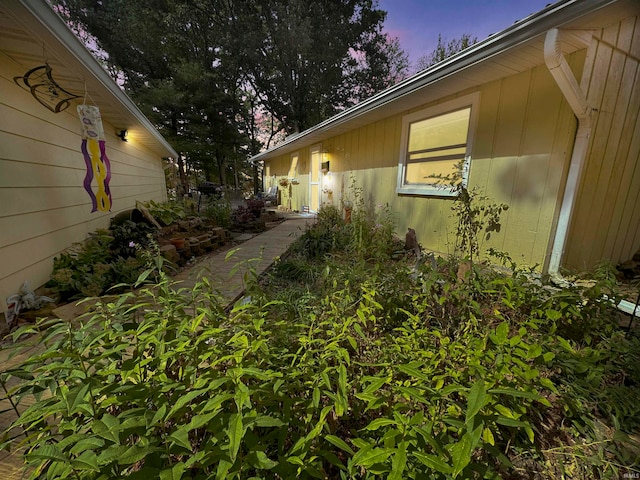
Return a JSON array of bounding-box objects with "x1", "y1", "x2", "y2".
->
[
  {"x1": 0, "y1": 0, "x2": 178, "y2": 315},
  {"x1": 252, "y1": 0, "x2": 640, "y2": 275}
]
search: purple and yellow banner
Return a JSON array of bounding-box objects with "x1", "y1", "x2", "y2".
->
[{"x1": 77, "y1": 105, "x2": 112, "y2": 212}]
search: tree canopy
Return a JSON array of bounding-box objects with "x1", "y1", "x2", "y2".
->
[
  {"x1": 414, "y1": 33, "x2": 478, "y2": 72},
  {"x1": 52, "y1": 0, "x2": 409, "y2": 188}
]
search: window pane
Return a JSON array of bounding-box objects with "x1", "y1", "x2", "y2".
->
[
  {"x1": 405, "y1": 158, "x2": 462, "y2": 185},
  {"x1": 311, "y1": 149, "x2": 320, "y2": 182},
  {"x1": 408, "y1": 107, "x2": 471, "y2": 153}
]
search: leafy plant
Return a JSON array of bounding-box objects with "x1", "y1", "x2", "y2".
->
[
  {"x1": 47, "y1": 231, "x2": 115, "y2": 301},
  {"x1": 202, "y1": 198, "x2": 232, "y2": 228},
  {"x1": 143, "y1": 199, "x2": 188, "y2": 226},
  {"x1": 46, "y1": 223, "x2": 154, "y2": 302},
  {"x1": 4, "y1": 202, "x2": 639, "y2": 480},
  {"x1": 451, "y1": 186, "x2": 508, "y2": 262},
  {"x1": 109, "y1": 220, "x2": 154, "y2": 258}
]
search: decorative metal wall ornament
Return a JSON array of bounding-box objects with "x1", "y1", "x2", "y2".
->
[
  {"x1": 78, "y1": 105, "x2": 112, "y2": 212},
  {"x1": 14, "y1": 63, "x2": 80, "y2": 113}
]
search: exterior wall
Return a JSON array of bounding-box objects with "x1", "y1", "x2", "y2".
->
[
  {"x1": 266, "y1": 53, "x2": 583, "y2": 269},
  {"x1": 0, "y1": 59, "x2": 168, "y2": 312},
  {"x1": 265, "y1": 147, "x2": 312, "y2": 211},
  {"x1": 564, "y1": 15, "x2": 640, "y2": 270}
]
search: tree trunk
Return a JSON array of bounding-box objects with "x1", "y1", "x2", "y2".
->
[{"x1": 176, "y1": 155, "x2": 188, "y2": 197}]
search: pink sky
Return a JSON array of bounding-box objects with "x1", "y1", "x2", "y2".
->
[{"x1": 379, "y1": 0, "x2": 553, "y2": 67}]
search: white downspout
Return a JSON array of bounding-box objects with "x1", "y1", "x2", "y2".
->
[
  {"x1": 544, "y1": 29, "x2": 638, "y2": 321},
  {"x1": 544, "y1": 28, "x2": 592, "y2": 276}
]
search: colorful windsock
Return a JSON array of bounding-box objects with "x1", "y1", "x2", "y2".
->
[{"x1": 77, "y1": 105, "x2": 112, "y2": 212}]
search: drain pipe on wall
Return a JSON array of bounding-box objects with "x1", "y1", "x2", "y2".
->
[
  {"x1": 544, "y1": 27, "x2": 592, "y2": 277},
  {"x1": 544, "y1": 28, "x2": 639, "y2": 322}
]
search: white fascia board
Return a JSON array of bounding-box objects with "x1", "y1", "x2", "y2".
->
[
  {"x1": 250, "y1": 0, "x2": 617, "y2": 164},
  {"x1": 18, "y1": 0, "x2": 179, "y2": 159}
]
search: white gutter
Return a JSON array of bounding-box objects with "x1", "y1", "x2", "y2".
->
[
  {"x1": 544, "y1": 27, "x2": 593, "y2": 275},
  {"x1": 251, "y1": 0, "x2": 618, "y2": 163},
  {"x1": 544, "y1": 28, "x2": 639, "y2": 320},
  {"x1": 17, "y1": 0, "x2": 179, "y2": 160}
]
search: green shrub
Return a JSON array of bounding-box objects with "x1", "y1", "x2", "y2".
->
[
  {"x1": 203, "y1": 198, "x2": 232, "y2": 228},
  {"x1": 47, "y1": 231, "x2": 116, "y2": 302},
  {"x1": 47, "y1": 224, "x2": 152, "y2": 302},
  {"x1": 5, "y1": 202, "x2": 639, "y2": 480}
]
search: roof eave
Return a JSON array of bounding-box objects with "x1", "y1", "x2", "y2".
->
[
  {"x1": 18, "y1": 0, "x2": 179, "y2": 159},
  {"x1": 250, "y1": 0, "x2": 617, "y2": 163}
]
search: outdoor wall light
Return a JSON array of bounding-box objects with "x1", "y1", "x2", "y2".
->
[
  {"x1": 116, "y1": 129, "x2": 128, "y2": 142},
  {"x1": 321, "y1": 161, "x2": 330, "y2": 174}
]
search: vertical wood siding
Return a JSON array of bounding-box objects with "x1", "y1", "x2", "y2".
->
[
  {"x1": 564, "y1": 15, "x2": 640, "y2": 270},
  {"x1": 0, "y1": 59, "x2": 167, "y2": 312},
  {"x1": 265, "y1": 54, "x2": 586, "y2": 269}
]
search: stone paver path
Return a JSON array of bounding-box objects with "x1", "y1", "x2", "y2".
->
[{"x1": 172, "y1": 215, "x2": 310, "y2": 303}]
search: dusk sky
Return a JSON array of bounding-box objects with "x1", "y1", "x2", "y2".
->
[{"x1": 378, "y1": 0, "x2": 554, "y2": 68}]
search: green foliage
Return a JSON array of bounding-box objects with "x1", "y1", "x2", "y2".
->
[
  {"x1": 5, "y1": 205, "x2": 639, "y2": 479},
  {"x1": 202, "y1": 198, "x2": 232, "y2": 228},
  {"x1": 415, "y1": 33, "x2": 478, "y2": 72},
  {"x1": 143, "y1": 200, "x2": 188, "y2": 226},
  {"x1": 109, "y1": 220, "x2": 155, "y2": 258},
  {"x1": 451, "y1": 187, "x2": 509, "y2": 262},
  {"x1": 47, "y1": 223, "x2": 155, "y2": 302},
  {"x1": 47, "y1": 231, "x2": 119, "y2": 301},
  {"x1": 292, "y1": 205, "x2": 349, "y2": 259}
]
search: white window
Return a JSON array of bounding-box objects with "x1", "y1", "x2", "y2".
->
[{"x1": 396, "y1": 93, "x2": 479, "y2": 196}]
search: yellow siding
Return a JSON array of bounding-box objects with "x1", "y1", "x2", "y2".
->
[
  {"x1": 264, "y1": 56, "x2": 586, "y2": 268},
  {"x1": 0, "y1": 59, "x2": 167, "y2": 312},
  {"x1": 564, "y1": 15, "x2": 640, "y2": 270}
]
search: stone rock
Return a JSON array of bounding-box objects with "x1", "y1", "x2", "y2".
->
[
  {"x1": 405, "y1": 228, "x2": 419, "y2": 255},
  {"x1": 618, "y1": 259, "x2": 640, "y2": 280},
  {"x1": 160, "y1": 244, "x2": 180, "y2": 264},
  {"x1": 189, "y1": 238, "x2": 204, "y2": 256},
  {"x1": 234, "y1": 233, "x2": 255, "y2": 242},
  {"x1": 211, "y1": 227, "x2": 226, "y2": 244}
]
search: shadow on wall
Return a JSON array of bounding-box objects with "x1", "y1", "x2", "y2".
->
[{"x1": 493, "y1": 153, "x2": 564, "y2": 204}]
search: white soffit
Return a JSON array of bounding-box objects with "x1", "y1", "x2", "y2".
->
[{"x1": 0, "y1": 0, "x2": 178, "y2": 159}]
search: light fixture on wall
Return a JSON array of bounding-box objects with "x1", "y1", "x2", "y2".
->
[
  {"x1": 321, "y1": 161, "x2": 330, "y2": 174},
  {"x1": 116, "y1": 129, "x2": 128, "y2": 142}
]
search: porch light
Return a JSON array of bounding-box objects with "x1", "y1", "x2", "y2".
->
[{"x1": 116, "y1": 129, "x2": 128, "y2": 142}]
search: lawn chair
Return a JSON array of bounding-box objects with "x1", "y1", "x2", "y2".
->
[{"x1": 260, "y1": 185, "x2": 278, "y2": 206}]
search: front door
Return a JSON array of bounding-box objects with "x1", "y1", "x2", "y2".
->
[{"x1": 310, "y1": 145, "x2": 321, "y2": 212}]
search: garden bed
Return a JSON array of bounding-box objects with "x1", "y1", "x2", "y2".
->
[
  {"x1": 1, "y1": 199, "x2": 638, "y2": 479},
  {"x1": 2, "y1": 198, "x2": 284, "y2": 333}
]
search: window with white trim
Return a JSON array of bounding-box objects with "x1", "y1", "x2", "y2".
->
[{"x1": 396, "y1": 93, "x2": 479, "y2": 196}]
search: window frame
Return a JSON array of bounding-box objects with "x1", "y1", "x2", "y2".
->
[{"x1": 396, "y1": 92, "x2": 480, "y2": 197}]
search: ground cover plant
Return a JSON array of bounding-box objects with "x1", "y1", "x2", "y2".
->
[
  {"x1": 45, "y1": 199, "x2": 232, "y2": 304},
  {"x1": 1, "y1": 188, "x2": 639, "y2": 479}
]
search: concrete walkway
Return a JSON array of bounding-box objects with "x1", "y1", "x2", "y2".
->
[
  {"x1": 0, "y1": 214, "x2": 314, "y2": 479},
  {"x1": 172, "y1": 214, "x2": 312, "y2": 304}
]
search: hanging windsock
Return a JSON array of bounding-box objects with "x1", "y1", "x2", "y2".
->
[{"x1": 77, "y1": 105, "x2": 112, "y2": 212}]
